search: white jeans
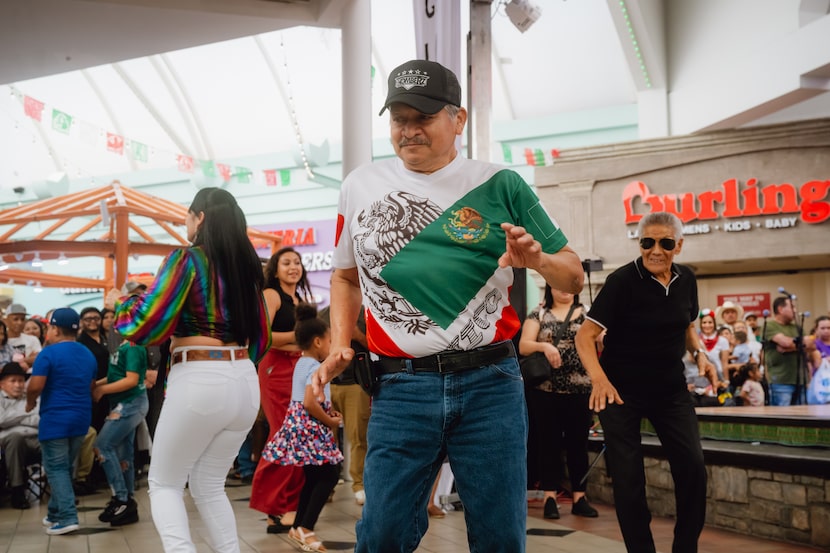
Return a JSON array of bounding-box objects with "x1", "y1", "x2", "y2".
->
[{"x1": 148, "y1": 348, "x2": 259, "y2": 553}]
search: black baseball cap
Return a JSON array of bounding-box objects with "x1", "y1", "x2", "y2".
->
[{"x1": 379, "y1": 59, "x2": 462, "y2": 116}]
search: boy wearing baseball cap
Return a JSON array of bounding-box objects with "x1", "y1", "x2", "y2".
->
[{"x1": 26, "y1": 307, "x2": 97, "y2": 535}]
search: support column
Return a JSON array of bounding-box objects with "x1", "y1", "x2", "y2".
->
[
  {"x1": 341, "y1": 0, "x2": 373, "y2": 177},
  {"x1": 468, "y1": 0, "x2": 493, "y2": 161}
]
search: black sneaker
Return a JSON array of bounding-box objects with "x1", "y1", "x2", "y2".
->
[
  {"x1": 109, "y1": 498, "x2": 139, "y2": 527},
  {"x1": 571, "y1": 496, "x2": 599, "y2": 518},
  {"x1": 99, "y1": 497, "x2": 120, "y2": 522},
  {"x1": 543, "y1": 497, "x2": 560, "y2": 519}
]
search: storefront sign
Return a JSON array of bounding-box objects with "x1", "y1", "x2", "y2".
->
[
  {"x1": 267, "y1": 227, "x2": 317, "y2": 247},
  {"x1": 717, "y1": 293, "x2": 770, "y2": 315},
  {"x1": 622, "y1": 179, "x2": 830, "y2": 226}
]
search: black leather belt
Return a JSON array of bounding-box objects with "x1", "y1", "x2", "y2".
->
[{"x1": 375, "y1": 340, "x2": 516, "y2": 375}]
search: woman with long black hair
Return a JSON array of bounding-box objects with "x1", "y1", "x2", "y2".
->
[
  {"x1": 110, "y1": 187, "x2": 270, "y2": 553},
  {"x1": 249, "y1": 247, "x2": 313, "y2": 533}
]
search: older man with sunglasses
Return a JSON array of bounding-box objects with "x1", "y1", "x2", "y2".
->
[{"x1": 575, "y1": 211, "x2": 716, "y2": 553}]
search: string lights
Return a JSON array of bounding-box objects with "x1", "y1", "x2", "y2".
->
[
  {"x1": 279, "y1": 36, "x2": 314, "y2": 179},
  {"x1": 618, "y1": 0, "x2": 652, "y2": 89}
]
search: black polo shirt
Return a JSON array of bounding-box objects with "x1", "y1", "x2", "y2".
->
[{"x1": 585, "y1": 257, "x2": 699, "y2": 397}]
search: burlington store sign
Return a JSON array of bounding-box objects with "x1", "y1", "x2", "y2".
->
[{"x1": 622, "y1": 178, "x2": 829, "y2": 236}]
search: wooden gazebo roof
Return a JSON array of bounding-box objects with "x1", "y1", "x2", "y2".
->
[{"x1": 0, "y1": 181, "x2": 281, "y2": 290}]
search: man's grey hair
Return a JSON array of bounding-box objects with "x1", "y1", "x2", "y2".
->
[
  {"x1": 636, "y1": 212, "x2": 683, "y2": 239},
  {"x1": 444, "y1": 104, "x2": 460, "y2": 118}
]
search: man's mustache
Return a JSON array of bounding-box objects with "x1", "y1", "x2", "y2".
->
[{"x1": 399, "y1": 138, "x2": 429, "y2": 147}]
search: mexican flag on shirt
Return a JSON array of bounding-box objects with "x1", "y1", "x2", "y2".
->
[{"x1": 379, "y1": 169, "x2": 566, "y2": 330}]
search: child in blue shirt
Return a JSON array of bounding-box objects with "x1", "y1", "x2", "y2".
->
[{"x1": 262, "y1": 303, "x2": 342, "y2": 552}]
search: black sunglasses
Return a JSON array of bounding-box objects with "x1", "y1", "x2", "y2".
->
[{"x1": 639, "y1": 237, "x2": 676, "y2": 250}]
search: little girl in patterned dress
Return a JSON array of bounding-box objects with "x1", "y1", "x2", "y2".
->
[{"x1": 261, "y1": 303, "x2": 343, "y2": 552}]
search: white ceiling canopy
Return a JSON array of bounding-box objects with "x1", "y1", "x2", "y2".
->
[
  {"x1": 0, "y1": 0, "x2": 827, "y2": 202},
  {"x1": 0, "y1": 0, "x2": 638, "y2": 197}
]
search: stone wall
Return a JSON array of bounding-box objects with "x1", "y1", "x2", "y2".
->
[{"x1": 585, "y1": 451, "x2": 830, "y2": 549}]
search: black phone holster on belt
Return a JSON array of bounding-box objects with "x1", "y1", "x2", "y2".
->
[{"x1": 353, "y1": 351, "x2": 377, "y2": 396}]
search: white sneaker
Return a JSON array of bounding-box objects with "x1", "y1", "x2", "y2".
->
[
  {"x1": 354, "y1": 490, "x2": 365, "y2": 505},
  {"x1": 42, "y1": 516, "x2": 54, "y2": 527}
]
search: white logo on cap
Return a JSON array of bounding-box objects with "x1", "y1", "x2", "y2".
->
[{"x1": 395, "y1": 69, "x2": 429, "y2": 91}]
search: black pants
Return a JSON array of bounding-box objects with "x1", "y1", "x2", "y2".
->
[
  {"x1": 525, "y1": 389, "x2": 592, "y2": 492},
  {"x1": 598, "y1": 390, "x2": 706, "y2": 553},
  {"x1": 294, "y1": 463, "x2": 340, "y2": 531}
]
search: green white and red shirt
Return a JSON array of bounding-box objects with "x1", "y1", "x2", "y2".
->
[{"x1": 333, "y1": 153, "x2": 569, "y2": 358}]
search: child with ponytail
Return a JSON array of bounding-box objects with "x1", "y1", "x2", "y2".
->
[{"x1": 261, "y1": 303, "x2": 342, "y2": 552}]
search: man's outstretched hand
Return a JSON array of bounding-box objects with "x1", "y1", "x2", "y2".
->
[
  {"x1": 311, "y1": 346, "x2": 355, "y2": 401},
  {"x1": 498, "y1": 222, "x2": 543, "y2": 271}
]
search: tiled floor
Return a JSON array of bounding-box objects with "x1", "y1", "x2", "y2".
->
[{"x1": 0, "y1": 478, "x2": 822, "y2": 552}]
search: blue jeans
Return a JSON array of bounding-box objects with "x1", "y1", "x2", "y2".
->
[
  {"x1": 355, "y1": 355, "x2": 527, "y2": 553},
  {"x1": 236, "y1": 430, "x2": 256, "y2": 478},
  {"x1": 95, "y1": 393, "x2": 149, "y2": 502},
  {"x1": 41, "y1": 435, "x2": 84, "y2": 525},
  {"x1": 769, "y1": 383, "x2": 804, "y2": 406}
]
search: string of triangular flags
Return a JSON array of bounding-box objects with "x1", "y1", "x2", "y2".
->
[
  {"x1": 500, "y1": 143, "x2": 561, "y2": 166},
  {"x1": 16, "y1": 89, "x2": 294, "y2": 187},
  {"x1": 15, "y1": 89, "x2": 559, "y2": 181}
]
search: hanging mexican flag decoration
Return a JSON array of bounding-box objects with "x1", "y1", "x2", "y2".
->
[
  {"x1": 502, "y1": 143, "x2": 513, "y2": 164},
  {"x1": 24, "y1": 96, "x2": 45, "y2": 121},
  {"x1": 130, "y1": 140, "x2": 148, "y2": 162},
  {"x1": 216, "y1": 163, "x2": 231, "y2": 182},
  {"x1": 107, "y1": 133, "x2": 124, "y2": 155},
  {"x1": 201, "y1": 160, "x2": 216, "y2": 177},
  {"x1": 51, "y1": 109, "x2": 72, "y2": 134},
  {"x1": 177, "y1": 154, "x2": 194, "y2": 173},
  {"x1": 264, "y1": 169, "x2": 277, "y2": 187},
  {"x1": 236, "y1": 167, "x2": 251, "y2": 184}
]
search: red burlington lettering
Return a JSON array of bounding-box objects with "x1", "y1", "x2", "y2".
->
[
  {"x1": 801, "y1": 180, "x2": 830, "y2": 223},
  {"x1": 761, "y1": 183, "x2": 799, "y2": 215},
  {"x1": 622, "y1": 181, "x2": 648, "y2": 224},
  {"x1": 622, "y1": 178, "x2": 829, "y2": 224},
  {"x1": 662, "y1": 193, "x2": 698, "y2": 223},
  {"x1": 721, "y1": 179, "x2": 742, "y2": 217},
  {"x1": 740, "y1": 178, "x2": 761, "y2": 216},
  {"x1": 697, "y1": 190, "x2": 722, "y2": 220}
]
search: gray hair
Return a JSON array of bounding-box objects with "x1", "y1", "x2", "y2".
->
[
  {"x1": 444, "y1": 104, "x2": 460, "y2": 118},
  {"x1": 636, "y1": 212, "x2": 683, "y2": 239}
]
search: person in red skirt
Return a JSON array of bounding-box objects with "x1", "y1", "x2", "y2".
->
[{"x1": 249, "y1": 247, "x2": 314, "y2": 533}]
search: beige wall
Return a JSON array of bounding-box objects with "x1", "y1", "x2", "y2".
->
[{"x1": 533, "y1": 118, "x2": 830, "y2": 319}]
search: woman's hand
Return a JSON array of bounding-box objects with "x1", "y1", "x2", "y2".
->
[{"x1": 542, "y1": 343, "x2": 562, "y2": 369}]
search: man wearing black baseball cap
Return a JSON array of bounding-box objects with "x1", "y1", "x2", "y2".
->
[
  {"x1": 315, "y1": 59, "x2": 583, "y2": 552},
  {"x1": 26, "y1": 308, "x2": 97, "y2": 535}
]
